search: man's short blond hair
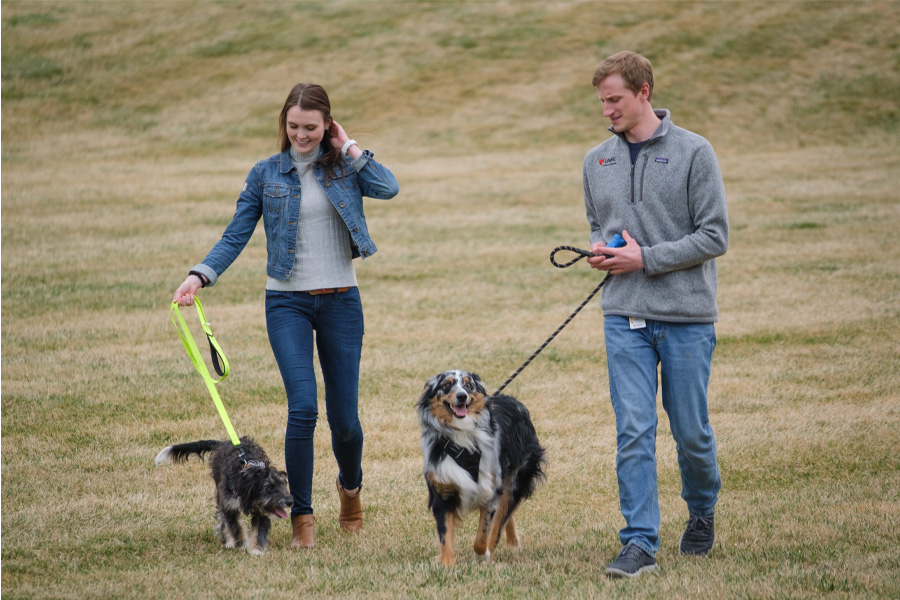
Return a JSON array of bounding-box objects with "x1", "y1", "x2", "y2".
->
[{"x1": 591, "y1": 51, "x2": 654, "y2": 101}]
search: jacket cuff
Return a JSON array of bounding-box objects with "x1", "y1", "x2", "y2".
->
[
  {"x1": 351, "y1": 148, "x2": 374, "y2": 172},
  {"x1": 190, "y1": 263, "x2": 218, "y2": 287}
]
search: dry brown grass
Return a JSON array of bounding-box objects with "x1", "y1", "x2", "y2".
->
[{"x1": 3, "y1": 1, "x2": 900, "y2": 599}]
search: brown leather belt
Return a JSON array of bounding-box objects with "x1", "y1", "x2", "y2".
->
[{"x1": 306, "y1": 287, "x2": 351, "y2": 295}]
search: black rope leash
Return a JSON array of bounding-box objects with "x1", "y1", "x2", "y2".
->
[{"x1": 492, "y1": 246, "x2": 611, "y2": 396}]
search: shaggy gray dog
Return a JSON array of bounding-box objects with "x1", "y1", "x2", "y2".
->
[{"x1": 156, "y1": 436, "x2": 292, "y2": 555}]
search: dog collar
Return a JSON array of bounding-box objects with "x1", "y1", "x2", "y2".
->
[{"x1": 442, "y1": 439, "x2": 481, "y2": 482}]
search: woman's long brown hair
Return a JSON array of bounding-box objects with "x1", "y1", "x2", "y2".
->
[{"x1": 278, "y1": 83, "x2": 345, "y2": 186}]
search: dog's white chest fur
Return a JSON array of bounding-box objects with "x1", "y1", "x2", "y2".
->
[{"x1": 427, "y1": 428, "x2": 500, "y2": 515}]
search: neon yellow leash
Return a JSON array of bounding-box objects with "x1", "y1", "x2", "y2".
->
[{"x1": 170, "y1": 298, "x2": 241, "y2": 447}]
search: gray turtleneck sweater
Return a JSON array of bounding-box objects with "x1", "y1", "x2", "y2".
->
[{"x1": 266, "y1": 147, "x2": 358, "y2": 292}]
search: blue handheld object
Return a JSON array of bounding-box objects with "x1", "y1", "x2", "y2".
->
[{"x1": 600, "y1": 233, "x2": 625, "y2": 257}]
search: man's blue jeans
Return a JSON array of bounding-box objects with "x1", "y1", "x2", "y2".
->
[
  {"x1": 266, "y1": 288, "x2": 365, "y2": 517},
  {"x1": 604, "y1": 316, "x2": 721, "y2": 555}
]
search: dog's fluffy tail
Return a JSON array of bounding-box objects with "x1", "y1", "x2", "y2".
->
[{"x1": 155, "y1": 440, "x2": 222, "y2": 466}]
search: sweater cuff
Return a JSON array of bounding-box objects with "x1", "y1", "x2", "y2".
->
[{"x1": 639, "y1": 246, "x2": 652, "y2": 276}]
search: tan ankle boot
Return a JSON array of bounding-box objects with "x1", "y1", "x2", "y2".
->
[
  {"x1": 336, "y1": 477, "x2": 363, "y2": 533},
  {"x1": 291, "y1": 514, "x2": 315, "y2": 549}
]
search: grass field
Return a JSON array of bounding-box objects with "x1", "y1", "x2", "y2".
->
[{"x1": 3, "y1": 1, "x2": 900, "y2": 598}]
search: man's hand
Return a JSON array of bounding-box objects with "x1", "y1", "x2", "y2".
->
[{"x1": 586, "y1": 230, "x2": 643, "y2": 274}]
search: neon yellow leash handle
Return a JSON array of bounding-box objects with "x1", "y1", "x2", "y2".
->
[{"x1": 170, "y1": 299, "x2": 241, "y2": 447}]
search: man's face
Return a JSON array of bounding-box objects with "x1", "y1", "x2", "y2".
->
[{"x1": 596, "y1": 73, "x2": 647, "y2": 138}]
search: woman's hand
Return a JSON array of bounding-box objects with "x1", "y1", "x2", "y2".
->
[
  {"x1": 173, "y1": 275, "x2": 203, "y2": 306},
  {"x1": 328, "y1": 120, "x2": 362, "y2": 159}
]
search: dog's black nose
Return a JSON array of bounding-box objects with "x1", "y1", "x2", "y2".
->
[{"x1": 456, "y1": 391, "x2": 468, "y2": 403}]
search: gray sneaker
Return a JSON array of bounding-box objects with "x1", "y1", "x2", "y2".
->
[
  {"x1": 605, "y1": 543, "x2": 657, "y2": 578},
  {"x1": 679, "y1": 513, "x2": 715, "y2": 555}
]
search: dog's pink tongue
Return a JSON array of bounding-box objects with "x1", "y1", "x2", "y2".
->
[
  {"x1": 452, "y1": 404, "x2": 468, "y2": 418},
  {"x1": 273, "y1": 508, "x2": 289, "y2": 519}
]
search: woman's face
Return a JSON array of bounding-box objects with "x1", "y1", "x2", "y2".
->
[{"x1": 285, "y1": 106, "x2": 330, "y2": 154}]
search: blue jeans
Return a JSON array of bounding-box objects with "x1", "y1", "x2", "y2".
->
[
  {"x1": 266, "y1": 288, "x2": 365, "y2": 517},
  {"x1": 604, "y1": 316, "x2": 721, "y2": 555}
]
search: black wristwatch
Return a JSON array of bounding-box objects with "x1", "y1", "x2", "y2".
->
[{"x1": 189, "y1": 270, "x2": 209, "y2": 287}]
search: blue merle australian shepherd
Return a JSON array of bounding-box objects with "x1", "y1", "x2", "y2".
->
[{"x1": 418, "y1": 370, "x2": 547, "y2": 566}]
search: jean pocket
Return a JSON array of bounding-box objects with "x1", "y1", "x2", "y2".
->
[
  {"x1": 263, "y1": 183, "x2": 293, "y2": 213},
  {"x1": 265, "y1": 290, "x2": 297, "y2": 307},
  {"x1": 336, "y1": 287, "x2": 361, "y2": 306},
  {"x1": 332, "y1": 170, "x2": 360, "y2": 193}
]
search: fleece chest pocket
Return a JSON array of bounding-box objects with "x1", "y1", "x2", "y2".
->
[{"x1": 263, "y1": 184, "x2": 294, "y2": 213}]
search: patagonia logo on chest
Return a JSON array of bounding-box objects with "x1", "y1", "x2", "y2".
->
[
  {"x1": 655, "y1": 157, "x2": 669, "y2": 164},
  {"x1": 598, "y1": 157, "x2": 618, "y2": 167}
]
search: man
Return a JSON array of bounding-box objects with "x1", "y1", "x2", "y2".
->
[{"x1": 582, "y1": 51, "x2": 728, "y2": 578}]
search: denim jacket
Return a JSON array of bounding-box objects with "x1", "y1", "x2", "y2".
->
[{"x1": 192, "y1": 149, "x2": 399, "y2": 286}]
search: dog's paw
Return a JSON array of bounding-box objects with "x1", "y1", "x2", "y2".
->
[
  {"x1": 223, "y1": 537, "x2": 247, "y2": 550},
  {"x1": 474, "y1": 549, "x2": 491, "y2": 564},
  {"x1": 247, "y1": 546, "x2": 266, "y2": 556}
]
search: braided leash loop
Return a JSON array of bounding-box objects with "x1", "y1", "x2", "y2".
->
[
  {"x1": 549, "y1": 245, "x2": 597, "y2": 268},
  {"x1": 492, "y1": 246, "x2": 610, "y2": 396}
]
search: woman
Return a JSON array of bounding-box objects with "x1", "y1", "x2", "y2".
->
[{"x1": 173, "y1": 83, "x2": 399, "y2": 549}]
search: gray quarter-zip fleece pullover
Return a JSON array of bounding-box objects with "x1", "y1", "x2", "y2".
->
[{"x1": 583, "y1": 110, "x2": 728, "y2": 323}]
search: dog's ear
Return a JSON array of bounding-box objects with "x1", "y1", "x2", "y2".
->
[
  {"x1": 269, "y1": 467, "x2": 289, "y2": 484},
  {"x1": 235, "y1": 465, "x2": 266, "y2": 514},
  {"x1": 418, "y1": 372, "x2": 446, "y2": 409},
  {"x1": 422, "y1": 373, "x2": 443, "y2": 395},
  {"x1": 469, "y1": 372, "x2": 487, "y2": 395}
]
